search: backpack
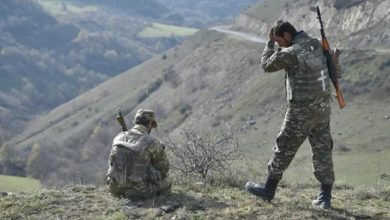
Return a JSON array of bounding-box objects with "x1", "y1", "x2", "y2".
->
[{"x1": 106, "y1": 132, "x2": 151, "y2": 188}]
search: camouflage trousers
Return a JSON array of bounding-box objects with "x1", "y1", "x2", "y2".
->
[
  {"x1": 268, "y1": 96, "x2": 335, "y2": 185},
  {"x1": 108, "y1": 177, "x2": 172, "y2": 199}
]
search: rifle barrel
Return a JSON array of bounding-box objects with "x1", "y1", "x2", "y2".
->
[{"x1": 116, "y1": 109, "x2": 128, "y2": 131}]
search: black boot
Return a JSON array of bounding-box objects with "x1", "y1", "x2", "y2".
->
[
  {"x1": 312, "y1": 183, "x2": 332, "y2": 209},
  {"x1": 245, "y1": 176, "x2": 279, "y2": 202}
]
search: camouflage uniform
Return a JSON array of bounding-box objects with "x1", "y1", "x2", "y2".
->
[
  {"x1": 107, "y1": 122, "x2": 171, "y2": 198},
  {"x1": 261, "y1": 31, "x2": 335, "y2": 185}
]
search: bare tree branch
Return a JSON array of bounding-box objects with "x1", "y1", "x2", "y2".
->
[{"x1": 165, "y1": 126, "x2": 241, "y2": 182}]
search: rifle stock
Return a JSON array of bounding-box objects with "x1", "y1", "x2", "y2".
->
[
  {"x1": 116, "y1": 109, "x2": 128, "y2": 131},
  {"x1": 335, "y1": 85, "x2": 345, "y2": 108},
  {"x1": 317, "y1": 7, "x2": 346, "y2": 109}
]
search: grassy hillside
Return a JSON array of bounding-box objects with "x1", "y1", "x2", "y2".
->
[
  {"x1": 0, "y1": 0, "x2": 268, "y2": 144},
  {"x1": 0, "y1": 0, "x2": 182, "y2": 142},
  {"x1": 0, "y1": 175, "x2": 41, "y2": 192},
  {"x1": 3, "y1": 28, "x2": 390, "y2": 188},
  {"x1": 1, "y1": 0, "x2": 389, "y2": 189},
  {"x1": 245, "y1": 0, "x2": 290, "y2": 23},
  {"x1": 0, "y1": 184, "x2": 389, "y2": 219}
]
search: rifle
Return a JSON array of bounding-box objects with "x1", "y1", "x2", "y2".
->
[
  {"x1": 316, "y1": 7, "x2": 346, "y2": 109},
  {"x1": 116, "y1": 109, "x2": 128, "y2": 131}
]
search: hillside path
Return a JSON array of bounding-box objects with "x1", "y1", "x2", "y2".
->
[{"x1": 211, "y1": 26, "x2": 267, "y2": 44}]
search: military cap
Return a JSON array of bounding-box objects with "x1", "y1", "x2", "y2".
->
[{"x1": 134, "y1": 109, "x2": 157, "y2": 128}]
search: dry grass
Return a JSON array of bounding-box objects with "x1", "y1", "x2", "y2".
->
[{"x1": 0, "y1": 183, "x2": 389, "y2": 220}]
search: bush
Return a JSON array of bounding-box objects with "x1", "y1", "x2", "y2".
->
[
  {"x1": 137, "y1": 89, "x2": 148, "y2": 103},
  {"x1": 165, "y1": 126, "x2": 241, "y2": 183}
]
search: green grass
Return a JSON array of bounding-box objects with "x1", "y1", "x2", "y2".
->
[
  {"x1": 34, "y1": 0, "x2": 99, "y2": 16},
  {"x1": 0, "y1": 175, "x2": 42, "y2": 192},
  {"x1": 138, "y1": 23, "x2": 198, "y2": 38}
]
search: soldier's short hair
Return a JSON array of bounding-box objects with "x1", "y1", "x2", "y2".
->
[
  {"x1": 273, "y1": 20, "x2": 298, "y2": 37},
  {"x1": 133, "y1": 109, "x2": 157, "y2": 128}
]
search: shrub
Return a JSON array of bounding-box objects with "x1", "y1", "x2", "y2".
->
[{"x1": 165, "y1": 126, "x2": 241, "y2": 183}]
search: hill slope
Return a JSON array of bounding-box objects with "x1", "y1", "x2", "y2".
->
[
  {"x1": 0, "y1": 184, "x2": 389, "y2": 219},
  {"x1": 0, "y1": 0, "x2": 183, "y2": 142},
  {"x1": 233, "y1": 0, "x2": 390, "y2": 49},
  {"x1": 1, "y1": 0, "x2": 390, "y2": 188}
]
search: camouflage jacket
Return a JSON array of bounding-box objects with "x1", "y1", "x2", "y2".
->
[
  {"x1": 261, "y1": 31, "x2": 331, "y2": 101},
  {"x1": 107, "y1": 125, "x2": 169, "y2": 186}
]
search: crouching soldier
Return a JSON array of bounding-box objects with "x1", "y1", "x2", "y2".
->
[{"x1": 107, "y1": 109, "x2": 171, "y2": 199}]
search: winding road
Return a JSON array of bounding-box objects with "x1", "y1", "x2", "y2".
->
[
  {"x1": 210, "y1": 26, "x2": 267, "y2": 44},
  {"x1": 211, "y1": 26, "x2": 390, "y2": 54}
]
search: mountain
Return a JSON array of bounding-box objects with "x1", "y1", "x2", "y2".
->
[
  {"x1": 1, "y1": 0, "x2": 390, "y2": 188},
  {"x1": 0, "y1": 0, "x2": 184, "y2": 143},
  {"x1": 233, "y1": 0, "x2": 390, "y2": 49},
  {"x1": 0, "y1": 0, "x2": 272, "y2": 144}
]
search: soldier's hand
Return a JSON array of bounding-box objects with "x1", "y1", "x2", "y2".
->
[{"x1": 268, "y1": 28, "x2": 275, "y2": 42}]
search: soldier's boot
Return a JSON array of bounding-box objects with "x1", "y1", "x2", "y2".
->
[
  {"x1": 312, "y1": 183, "x2": 332, "y2": 209},
  {"x1": 245, "y1": 176, "x2": 279, "y2": 202}
]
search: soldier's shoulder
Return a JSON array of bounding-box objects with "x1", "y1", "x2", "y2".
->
[
  {"x1": 282, "y1": 43, "x2": 301, "y2": 54},
  {"x1": 276, "y1": 46, "x2": 300, "y2": 64},
  {"x1": 138, "y1": 134, "x2": 157, "y2": 146},
  {"x1": 302, "y1": 36, "x2": 321, "y2": 49},
  {"x1": 143, "y1": 135, "x2": 164, "y2": 151},
  {"x1": 113, "y1": 131, "x2": 130, "y2": 142}
]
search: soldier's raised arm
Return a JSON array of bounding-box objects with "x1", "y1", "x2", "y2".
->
[{"x1": 261, "y1": 28, "x2": 299, "y2": 72}]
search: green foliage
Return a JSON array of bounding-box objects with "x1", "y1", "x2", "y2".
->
[
  {"x1": 137, "y1": 90, "x2": 149, "y2": 104},
  {"x1": 163, "y1": 65, "x2": 180, "y2": 87},
  {"x1": 26, "y1": 143, "x2": 51, "y2": 180},
  {"x1": 147, "y1": 78, "x2": 163, "y2": 94},
  {"x1": 136, "y1": 78, "x2": 164, "y2": 104},
  {"x1": 0, "y1": 144, "x2": 25, "y2": 176}
]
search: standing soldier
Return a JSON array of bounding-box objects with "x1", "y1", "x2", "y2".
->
[
  {"x1": 246, "y1": 20, "x2": 335, "y2": 209},
  {"x1": 107, "y1": 109, "x2": 171, "y2": 199}
]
